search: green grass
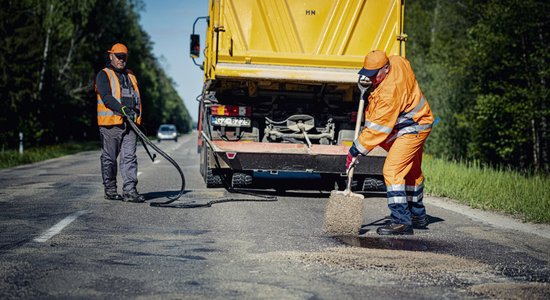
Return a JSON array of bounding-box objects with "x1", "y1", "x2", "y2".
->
[
  {"x1": 423, "y1": 155, "x2": 550, "y2": 223},
  {"x1": 0, "y1": 141, "x2": 99, "y2": 169}
]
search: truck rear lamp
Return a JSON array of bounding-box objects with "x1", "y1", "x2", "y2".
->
[{"x1": 210, "y1": 105, "x2": 251, "y2": 117}]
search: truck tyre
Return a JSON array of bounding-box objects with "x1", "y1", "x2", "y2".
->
[
  {"x1": 231, "y1": 172, "x2": 253, "y2": 188},
  {"x1": 201, "y1": 143, "x2": 223, "y2": 188},
  {"x1": 205, "y1": 168, "x2": 223, "y2": 188},
  {"x1": 362, "y1": 177, "x2": 385, "y2": 192}
]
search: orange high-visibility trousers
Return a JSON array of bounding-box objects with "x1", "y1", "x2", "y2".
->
[{"x1": 380, "y1": 130, "x2": 430, "y2": 223}]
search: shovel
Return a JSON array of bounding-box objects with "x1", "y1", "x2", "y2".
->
[{"x1": 323, "y1": 77, "x2": 371, "y2": 235}]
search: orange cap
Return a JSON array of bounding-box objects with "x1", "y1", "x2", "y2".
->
[
  {"x1": 108, "y1": 43, "x2": 128, "y2": 54},
  {"x1": 358, "y1": 50, "x2": 389, "y2": 76}
]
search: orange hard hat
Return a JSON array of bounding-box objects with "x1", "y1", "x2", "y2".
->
[
  {"x1": 358, "y1": 50, "x2": 389, "y2": 76},
  {"x1": 108, "y1": 43, "x2": 128, "y2": 54}
]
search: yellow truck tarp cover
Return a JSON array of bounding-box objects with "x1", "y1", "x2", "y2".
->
[{"x1": 206, "y1": 0, "x2": 405, "y2": 83}]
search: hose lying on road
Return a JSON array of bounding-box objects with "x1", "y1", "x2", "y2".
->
[
  {"x1": 125, "y1": 118, "x2": 186, "y2": 201},
  {"x1": 148, "y1": 128, "x2": 278, "y2": 208}
]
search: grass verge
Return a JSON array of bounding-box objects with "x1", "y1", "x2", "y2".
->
[
  {"x1": 0, "y1": 141, "x2": 99, "y2": 169},
  {"x1": 423, "y1": 155, "x2": 550, "y2": 223}
]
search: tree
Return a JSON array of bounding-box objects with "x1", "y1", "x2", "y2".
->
[{"x1": 0, "y1": 0, "x2": 192, "y2": 150}]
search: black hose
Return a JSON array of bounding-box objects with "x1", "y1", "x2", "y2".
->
[
  {"x1": 125, "y1": 118, "x2": 186, "y2": 200},
  {"x1": 145, "y1": 84, "x2": 277, "y2": 208}
]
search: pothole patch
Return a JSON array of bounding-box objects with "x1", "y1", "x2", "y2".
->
[{"x1": 469, "y1": 282, "x2": 550, "y2": 299}]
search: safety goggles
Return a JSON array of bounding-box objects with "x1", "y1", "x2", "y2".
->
[{"x1": 114, "y1": 53, "x2": 127, "y2": 61}]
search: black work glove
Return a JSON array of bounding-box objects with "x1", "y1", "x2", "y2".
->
[{"x1": 121, "y1": 106, "x2": 137, "y2": 123}]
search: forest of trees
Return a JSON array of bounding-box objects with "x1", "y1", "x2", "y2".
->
[
  {"x1": 406, "y1": 0, "x2": 548, "y2": 172},
  {"x1": 0, "y1": 0, "x2": 548, "y2": 173},
  {"x1": 0, "y1": 0, "x2": 192, "y2": 150}
]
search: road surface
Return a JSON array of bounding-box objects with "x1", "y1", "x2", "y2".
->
[{"x1": 0, "y1": 132, "x2": 548, "y2": 299}]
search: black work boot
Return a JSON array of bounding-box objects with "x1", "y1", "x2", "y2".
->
[
  {"x1": 123, "y1": 190, "x2": 146, "y2": 203},
  {"x1": 104, "y1": 191, "x2": 123, "y2": 201},
  {"x1": 376, "y1": 223, "x2": 413, "y2": 235},
  {"x1": 412, "y1": 215, "x2": 429, "y2": 229}
]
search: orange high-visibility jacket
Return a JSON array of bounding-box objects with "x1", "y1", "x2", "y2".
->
[
  {"x1": 354, "y1": 56, "x2": 434, "y2": 154},
  {"x1": 96, "y1": 68, "x2": 142, "y2": 126}
]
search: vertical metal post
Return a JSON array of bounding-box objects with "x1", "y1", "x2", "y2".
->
[{"x1": 19, "y1": 132, "x2": 23, "y2": 155}]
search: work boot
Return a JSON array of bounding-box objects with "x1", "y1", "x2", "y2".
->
[
  {"x1": 123, "y1": 191, "x2": 146, "y2": 203},
  {"x1": 412, "y1": 215, "x2": 429, "y2": 229},
  {"x1": 104, "y1": 191, "x2": 123, "y2": 201},
  {"x1": 376, "y1": 223, "x2": 413, "y2": 235}
]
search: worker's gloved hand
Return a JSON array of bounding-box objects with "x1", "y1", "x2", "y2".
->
[
  {"x1": 121, "y1": 106, "x2": 137, "y2": 123},
  {"x1": 346, "y1": 144, "x2": 363, "y2": 174},
  {"x1": 358, "y1": 75, "x2": 373, "y2": 99}
]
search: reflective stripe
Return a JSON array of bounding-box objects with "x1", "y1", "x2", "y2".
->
[
  {"x1": 396, "y1": 96, "x2": 425, "y2": 125},
  {"x1": 387, "y1": 184, "x2": 407, "y2": 204},
  {"x1": 406, "y1": 183, "x2": 424, "y2": 202},
  {"x1": 387, "y1": 184, "x2": 406, "y2": 192},
  {"x1": 352, "y1": 141, "x2": 370, "y2": 156},
  {"x1": 365, "y1": 120, "x2": 392, "y2": 134},
  {"x1": 406, "y1": 182, "x2": 424, "y2": 192},
  {"x1": 387, "y1": 123, "x2": 432, "y2": 142},
  {"x1": 103, "y1": 68, "x2": 121, "y2": 101},
  {"x1": 386, "y1": 95, "x2": 433, "y2": 141},
  {"x1": 98, "y1": 111, "x2": 115, "y2": 116}
]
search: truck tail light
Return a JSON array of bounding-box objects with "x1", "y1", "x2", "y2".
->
[{"x1": 210, "y1": 105, "x2": 251, "y2": 117}]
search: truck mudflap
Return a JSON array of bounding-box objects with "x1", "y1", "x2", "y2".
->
[{"x1": 208, "y1": 140, "x2": 386, "y2": 175}]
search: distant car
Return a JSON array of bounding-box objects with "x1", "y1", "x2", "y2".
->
[{"x1": 157, "y1": 124, "x2": 178, "y2": 142}]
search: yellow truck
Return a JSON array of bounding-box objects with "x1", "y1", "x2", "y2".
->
[{"x1": 190, "y1": 0, "x2": 406, "y2": 190}]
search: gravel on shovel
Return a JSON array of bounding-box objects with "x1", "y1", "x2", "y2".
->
[{"x1": 323, "y1": 190, "x2": 365, "y2": 235}]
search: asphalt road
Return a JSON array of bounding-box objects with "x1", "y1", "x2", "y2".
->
[{"x1": 1, "y1": 132, "x2": 549, "y2": 299}]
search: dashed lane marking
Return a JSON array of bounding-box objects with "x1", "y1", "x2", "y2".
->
[
  {"x1": 33, "y1": 210, "x2": 87, "y2": 243},
  {"x1": 137, "y1": 171, "x2": 143, "y2": 176}
]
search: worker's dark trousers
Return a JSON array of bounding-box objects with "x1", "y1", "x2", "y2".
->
[{"x1": 99, "y1": 124, "x2": 138, "y2": 194}]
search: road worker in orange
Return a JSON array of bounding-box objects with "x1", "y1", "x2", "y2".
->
[
  {"x1": 346, "y1": 50, "x2": 435, "y2": 235},
  {"x1": 95, "y1": 43, "x2": 145, "y2": 203}
]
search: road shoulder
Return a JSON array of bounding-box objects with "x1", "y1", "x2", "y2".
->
[{"x1": 425, "y1": 196, "x2": 550, "y2": 239}]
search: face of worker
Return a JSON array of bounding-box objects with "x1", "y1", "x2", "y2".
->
[
  {"x1": 110, "y1": 53, "x2": 127, "y2": 70},
  {"x1": 368, "y1": 64, "x2": 390, "y2": 88}
]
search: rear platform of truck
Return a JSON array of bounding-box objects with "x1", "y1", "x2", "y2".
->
[{"x1": 193, "y1": 0, "x2": 406, "y2": 190}]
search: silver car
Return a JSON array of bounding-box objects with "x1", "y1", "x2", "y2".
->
[{"x1": 157, "y1": 124, "x2": 178, "y2": 142}]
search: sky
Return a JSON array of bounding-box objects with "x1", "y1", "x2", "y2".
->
[{"x1": 139, "y1": 0, "x2": 209, "y2": 122}]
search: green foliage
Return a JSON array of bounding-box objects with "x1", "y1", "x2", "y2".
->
[
  {"x1": 0, "y1": 141, "x2": 99, "y2": 169},
  {"x1": 0, "y1": 0, "x2": 192, "y2": 150},
  {"x1": 423, "y1": 155, "x2": 550, "y2": 223},
  {"x1": 406, "y1": 0, "x2": 549, "y2": 173}
]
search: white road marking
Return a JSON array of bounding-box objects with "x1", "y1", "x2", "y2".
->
[
  {"x1": 153, "y1": 159, "x2": 161, "y2": 164},
  {"x1": 33, "y1": 210, "x2": 87, "y2": 243},
  {"x1": 137, "y1": 171, "x2": 143, "y2": 176}
]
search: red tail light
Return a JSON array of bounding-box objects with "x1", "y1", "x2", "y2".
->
[{"x1": 210, "y1": 105, "x2": 251, "y2": 117}]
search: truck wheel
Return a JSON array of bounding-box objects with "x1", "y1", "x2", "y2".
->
[
  {"x1": 202, "y1": 145, "x2": 223, "y2": 188},
  {"x1": 231, "y1": 172, "x2": 253, "y2": 188},
  {"x1": 362, "y1": 177, "x2": 386, "y2": 192},
  {"x1": 205, "y1": 168, "x2": 223, "y2": 188}
]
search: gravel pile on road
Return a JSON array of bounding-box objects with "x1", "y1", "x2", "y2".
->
[
  {"x1": 265, "y1": 246, "x2": 502, "y2": 288},
  {"x1": 469, "y1": 282, "x2": 550, "y2": 300}
]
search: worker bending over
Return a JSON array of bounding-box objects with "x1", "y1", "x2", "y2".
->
[{"x1": 347, "y1": 50, "x2": 435, "y2": 235}]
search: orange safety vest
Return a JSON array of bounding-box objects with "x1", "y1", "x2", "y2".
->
[
  {"x1": 355, "y1": 55, "x2": 434, "y2": 154},
  {"x1": 96, "y1": 68, "x2": 142, "y2": 126}
]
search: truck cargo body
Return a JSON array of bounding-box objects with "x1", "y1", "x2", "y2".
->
[{"x1": 193, "y1": 0, "x2": 406, "y2": 189}]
